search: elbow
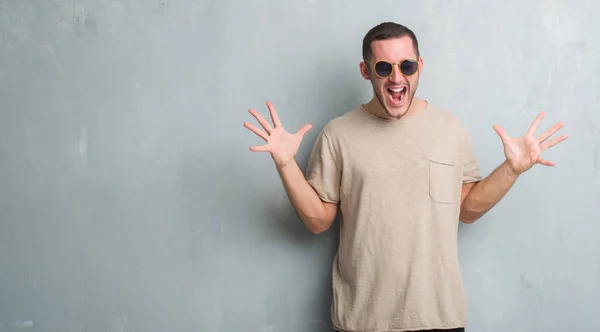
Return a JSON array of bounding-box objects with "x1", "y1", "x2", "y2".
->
[
  {"x1": 306, "y1": 219, "x2": 333, "y2": 234},
  {"x1": 302, "y1": 214, "x2": 335, "y2": 234},
  {"x1": 459, "y1": 208, "x2": 482, "y2": 224},
  {"x1": 301, "y1": 202, "x2": 338, "y2": 234},
  {"x1": 459, "y1": 197, "x2": 487, "y2": 224},
  {"x1": 309, "y1": 226, "x2": 328, "y2": 235},
  {"x1": 460, "y1": 215, "x2": 479, "y2": 224}
]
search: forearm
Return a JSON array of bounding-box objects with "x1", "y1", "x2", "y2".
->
[
  {"x1": 460, "y1": 160, "x2": 520, "y2": 223},
  {"x1": 276, "y1": 161, "x2": 337, "y2": 233}
]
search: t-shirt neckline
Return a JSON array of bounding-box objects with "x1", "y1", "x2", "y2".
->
[{"x1": 359, "y1": 100, "x2": 429, "y2": 124}]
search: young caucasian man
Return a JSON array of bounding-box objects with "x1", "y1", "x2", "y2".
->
[{"x1": 243, "y1": 22, "x2": 567, "y2": 332}]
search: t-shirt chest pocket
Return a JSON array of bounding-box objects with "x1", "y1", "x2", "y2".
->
[{"x1": 428, "y1": 156, "x2": 456, "y2": 204}]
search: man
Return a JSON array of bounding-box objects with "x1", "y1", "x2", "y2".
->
[{"x1": 243, "y1": 22, "x2": 566, "y2": 332}]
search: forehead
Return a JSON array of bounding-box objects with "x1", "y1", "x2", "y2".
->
[{"x1": 370, "y1": 36, "x2": 417, "y2": 61}]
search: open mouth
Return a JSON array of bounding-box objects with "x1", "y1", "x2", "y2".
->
[{"x1": 387, "y1": 86, "x2": 407, "y2": 105}]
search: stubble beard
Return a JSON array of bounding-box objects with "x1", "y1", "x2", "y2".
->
[{"x1": 373, "y1": 81, "x2": 419, "y2": 120}]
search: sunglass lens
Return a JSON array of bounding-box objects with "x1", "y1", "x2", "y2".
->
[
  {"x1": 400, "y1": 60, "x2": 418, "y2": 76},
  {"x1": 374, "y1": 61, "x2": 393, "y2": 77}
]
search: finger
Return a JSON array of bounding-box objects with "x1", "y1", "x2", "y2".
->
[
  {"x1": 248, "y1": 109, "x2": 273, "y2": 134},
  {"x1": 249, "y1": 145, "x2": 270, "y2": 152},
  {"x1": 493, "y1": 125, "x2": 510, "y2": 143},
  {"x1": 537, "y1": 157, "x2": 555, "y2": 167},
  {"x1": 243, "y1": 122, "x2": 268, "y2": 141},
  {"x1": 295, "y1": 124, "x2": 312, "y2": 138},
  {"x1": 527, "y1": 111, "x2": 546, "y2": 135},
  {"x1": 537, "y1": 122, "x2": 564, "y2": 143},
  {"x1": 266, "y1": 101, "x2": 282, "y2": 128},
  {"x1": 540, "y1": 133, "x2": 568, "y2": 151}
]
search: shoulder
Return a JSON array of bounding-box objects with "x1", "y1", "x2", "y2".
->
[
  {"x1": 425, "y1": 103, "x2": 464, "y2": 124},
  {"x1": 319, "y1": 106, "x2": 363, "y2": 139},
  {"x1": 425, "y1": 103, "x2": 471, "y2": 135}
]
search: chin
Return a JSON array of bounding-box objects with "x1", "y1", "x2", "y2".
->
[{"x1": 373, "y1": 86, "x2": 415, "y2": 119}]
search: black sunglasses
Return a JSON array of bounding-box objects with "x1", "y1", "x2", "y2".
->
[{"x1": 364, "y1": 59, "x2": 419, "y2": 78}]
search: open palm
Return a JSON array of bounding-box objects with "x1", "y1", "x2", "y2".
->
[
  {"x1": 243, "y1": 102, "x2": 312, "y2": 168},
  {"x1": 493, "y1": 112, "x2": 568, "y2": 174}
]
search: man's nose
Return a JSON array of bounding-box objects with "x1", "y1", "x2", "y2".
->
[{"x1": 389, "y1": 64, "x2": 403, "y2": 83}]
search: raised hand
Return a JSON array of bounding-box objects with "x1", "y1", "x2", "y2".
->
[
  {"x1": 243, "y1": 101, "x2": 312, "y2": 168},
  {"x1": 493, "y1": 112, "x2": 568, "y2": 175}
]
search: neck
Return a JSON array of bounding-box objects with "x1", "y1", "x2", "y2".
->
[{"x1": 363, "y1": 96, "x2": 427, "y2": 120}]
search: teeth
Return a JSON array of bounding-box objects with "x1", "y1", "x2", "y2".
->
[{"x1": 389, "y1": 87, "x2": 405, "y2": 93}]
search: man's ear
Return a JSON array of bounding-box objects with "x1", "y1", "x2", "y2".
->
[{"x1": 360, "y1": 61, "x2": 370, "y2": 80}]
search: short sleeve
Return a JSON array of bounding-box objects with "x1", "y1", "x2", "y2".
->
[
  {"x1": 306, "y1": 130, "x2": 341, "y2": 203},
  {"x1": 459, "y1": 123, "x2": 483, "y2": 184}
]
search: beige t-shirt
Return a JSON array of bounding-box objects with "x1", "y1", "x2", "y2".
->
[{"x1": 306, "y1": 102, "x2": 482, "y2": 332}]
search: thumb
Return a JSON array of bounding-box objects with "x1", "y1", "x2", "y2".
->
[
  {"x1": 295, "y1": 124, "x2": 312, "y2": 138},
  {"x1": 493, "y1": 125, "x2": 509, "y2": 143}
]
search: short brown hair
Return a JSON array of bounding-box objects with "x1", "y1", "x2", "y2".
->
[{"x1": 362, "y1": 22, "x2": 420, "y2": 61}]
